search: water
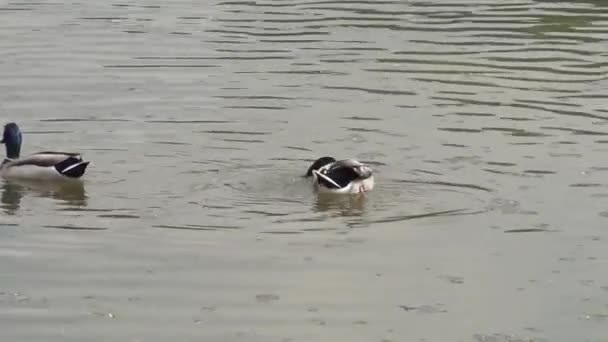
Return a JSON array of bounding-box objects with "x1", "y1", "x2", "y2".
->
[{"x1": 1, "y1": 0, "x2": 607, "y2": 341}]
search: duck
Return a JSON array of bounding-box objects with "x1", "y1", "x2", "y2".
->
[
  {"x1": 0, "y1": 122, "x2": 90, "y2": 180},
  {"x1": 305, "y1": 156, "x2": 375, "y2": 194}
]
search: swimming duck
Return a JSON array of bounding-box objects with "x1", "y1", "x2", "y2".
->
[
  {"x1": 0, "y1": 122, "x2": 90, "y2": 180},
  {"x1": 305, "y1": 156, "x2": 375, "y2": 194}
]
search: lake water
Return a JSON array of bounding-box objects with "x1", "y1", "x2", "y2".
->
[{"x1": 0, "y1": 0, "x2": 607, "y2": 341}]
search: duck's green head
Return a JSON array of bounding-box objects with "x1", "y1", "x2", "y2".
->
[
  {"x1": 1, "y1": 123, "x2": 22, "y2": 159},
  {"x1": 305, "y1": 156, "x2": 336, "y2": 177}
]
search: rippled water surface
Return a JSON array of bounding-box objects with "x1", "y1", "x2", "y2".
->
[{"x1": 1, "y1": 0, "x2": 607, "y2": 341}]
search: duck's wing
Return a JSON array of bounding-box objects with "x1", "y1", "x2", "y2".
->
[
  {"x1": 34, "y1": 152, "x2": 83, "y2": 161},
  {"x1": 312, "y1": 169, "x2": 342, "y2": 189},
  {"x1": 324, "y1": 159, "x2": 373, "y2": 187},
  {"x1": 329, "y1": 159, "x2": 364, "y2": 169},
  {"x1": 8, "y1": 152, "x2": 82, "y2": 168}
]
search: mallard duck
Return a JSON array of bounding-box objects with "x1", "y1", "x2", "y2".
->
[
  {"x1": 305, "y1": 156, "x2": 375, "y2": 194},
  {"x1": 0, "y1": 122, "x2": 90, "y2": 180}
]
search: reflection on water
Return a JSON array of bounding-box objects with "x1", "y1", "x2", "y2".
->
[
  {"x1": 0, "y1": 181, "x2": 22, "y2": 215},
  {"x1": 313, "y1": 192, "x2": 367, "y2": 216},
  {"x1": 0, "y1": 179, "x2": 87, "y2": 215}
]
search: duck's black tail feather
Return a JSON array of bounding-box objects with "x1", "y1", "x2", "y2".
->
[{"x1": 54, "y1": 157, "x2": 90, "y2": 178}]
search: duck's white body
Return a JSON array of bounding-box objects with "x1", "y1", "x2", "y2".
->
[
  {"x1": 307, "y1": 158, "x2": 375, "y2": 194},
  {"x1": 1, "y1": 162, "x2": 61, "y2": 180},
  {"x1": 1, "y1": 154, "x2": 89, "y2": 180}
]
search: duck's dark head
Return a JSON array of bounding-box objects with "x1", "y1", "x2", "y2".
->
[
  {"x1": 1, "y1": 123, "x2": 22, "y2": 159},
  {"x1": 305, "y1": 156, "x2": 336, "y2": 177}
]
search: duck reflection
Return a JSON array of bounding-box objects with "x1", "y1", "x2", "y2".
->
[
  {"x1": 313, "y1": 192, "x2": 368, "y2": 216},
  {"x1": 1, "y1": 179, "x2": 87, "y2": 215}
]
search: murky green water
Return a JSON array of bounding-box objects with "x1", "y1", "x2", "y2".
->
[{"x1": 1, "y1": 0, "x2": 607, "y2": 341}]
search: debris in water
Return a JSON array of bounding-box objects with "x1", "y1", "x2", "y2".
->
[{"x1": 255, "y1": 294, "x2": 280, "y2": 303}]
